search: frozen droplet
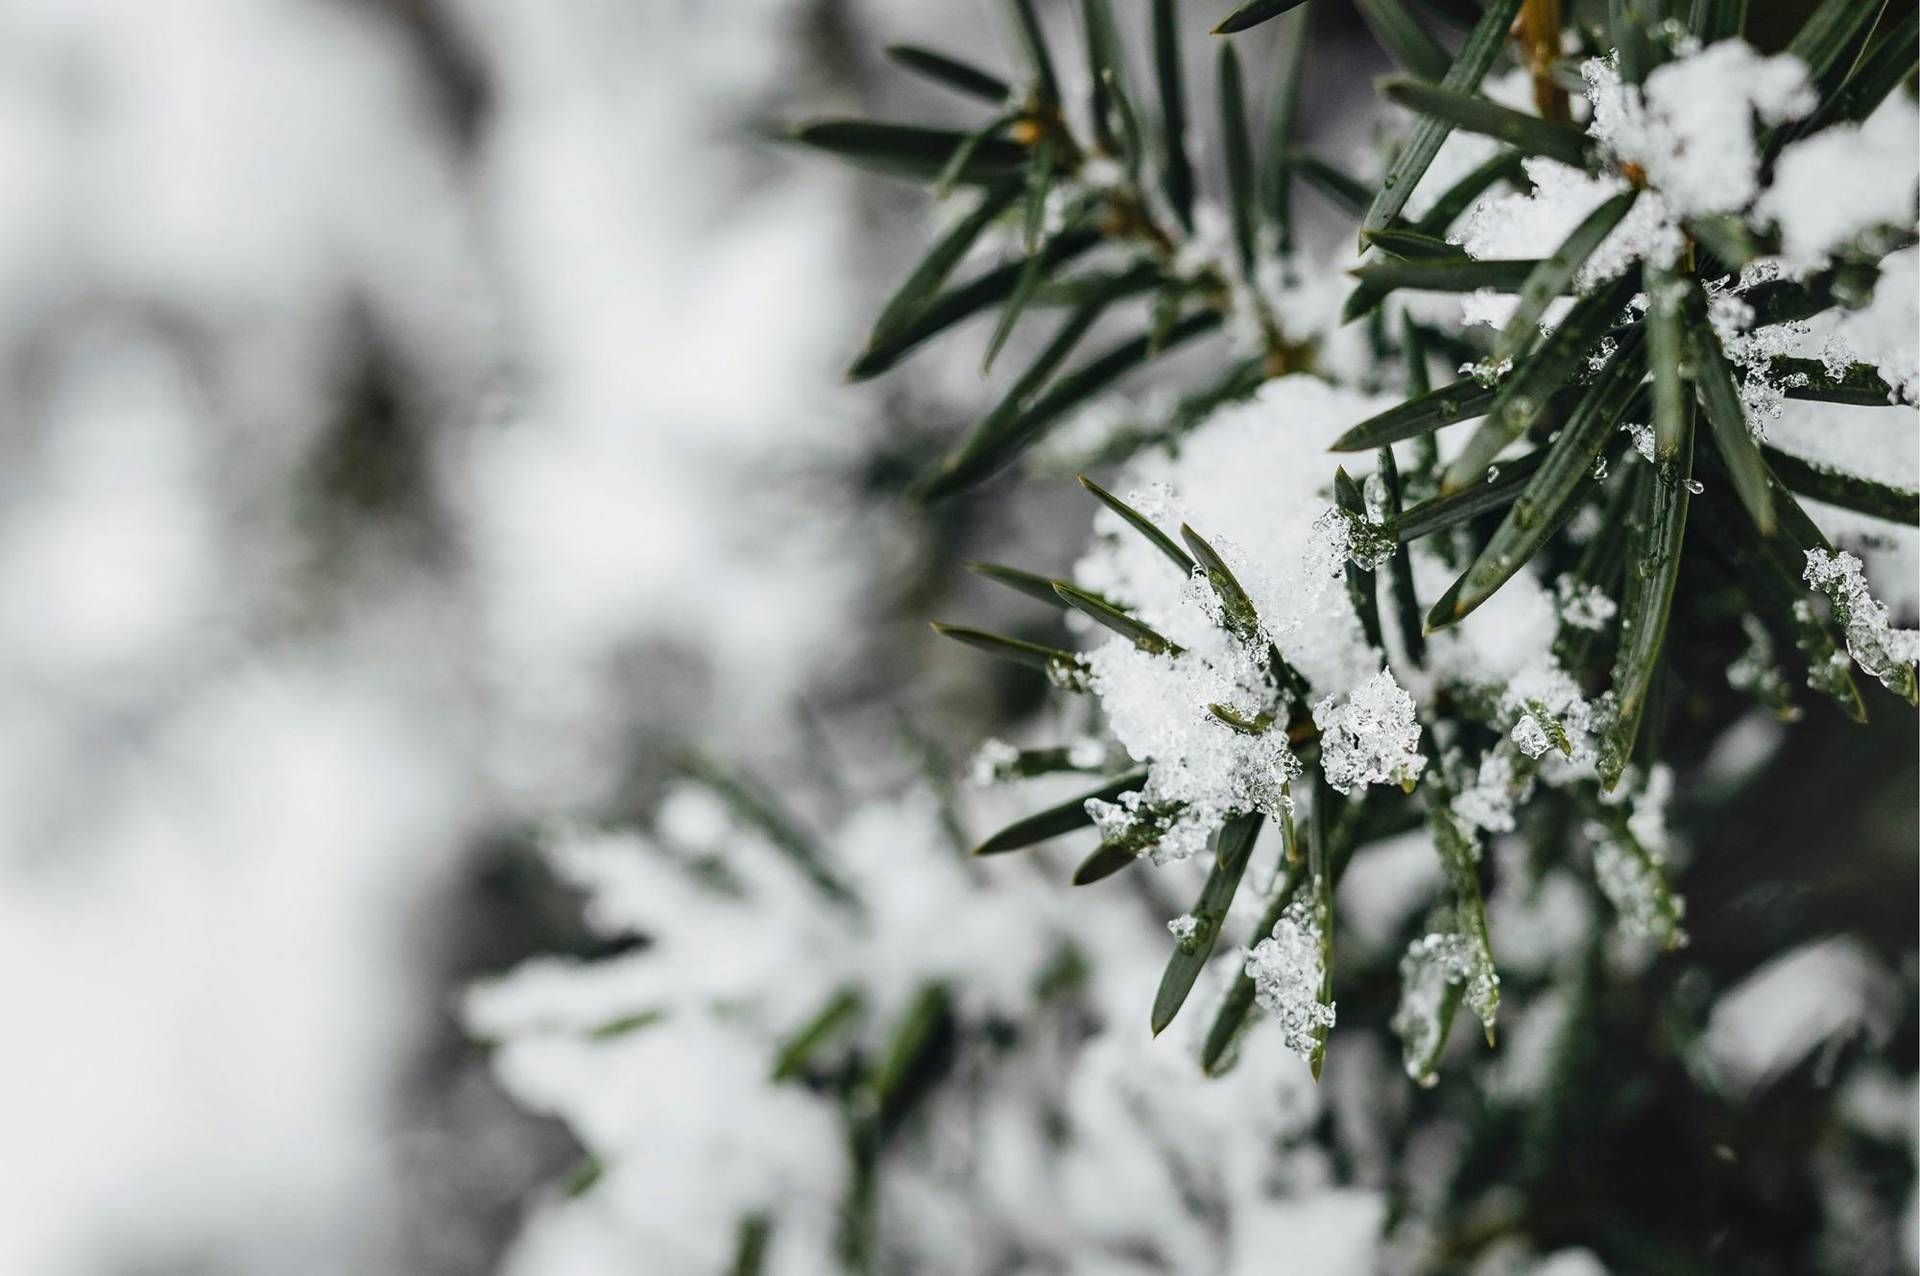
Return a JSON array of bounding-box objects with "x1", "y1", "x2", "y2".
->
[
  {"x1": 1511, "y1": 713, "x2": 1552, "y2": 759},
  {"x1": 1686, "y1": 478, "x2": 1704, "y2": 494},
  {"x1": 1592, "y1": 457, "x2": 1609, "y2": 480},
  {"x1": 1363, "y1": 472, "x2": 1391, "y2": 525},
  {"x1": 1486, "y1": 466, "x2": 1501, "y2": 482}
]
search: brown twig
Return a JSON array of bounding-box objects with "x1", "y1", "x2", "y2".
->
[{"x1": 1514, "y1": 0, "x2": 1571, "y2": 124}]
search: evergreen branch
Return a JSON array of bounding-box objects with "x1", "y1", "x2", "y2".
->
[
  {"x1": 681, "y1": 756, "x2": 865, "y2": 912},
  {"x1": 1377, "y1": 445, "x2": 1427, "y2": 664},
  {"x1": 1428, "y1": 337, "x2": 1643, "y2": 630},
  {"x1": 921, "y1": 311, "x2": 1224, "y2": 498},
  {"x1": 1005, "y1": 0, "x2": 1062, "y2": 104},
  {"x1": 971, "y1": 769, "x2": 1150, "y2": 855},
  {"x1": 1648, "y1": 257, "x2": 1689, "y2": 461},
  {"x1": 770, "y1": 986, "x2": 864, "y2": 1081},
  {"x1": 1493, "y1": 189, "x2": 1639, "y2": 363},
  {"x1": 1687, "y1": 0, "x2": 1747, "y2": 43},
  {"x1": 1334, "y1": 469, "x2": 1384, "y2": 650},
  {"x1": 929, "y1": 623, "x2": 1091, "y2": 691},
  {"x1": 1360, "y1": 0, "x2": 1526, "y2": 242},
  {"x1": 1071, "y1": 839, "x2": 1141, "y2": 885},
  {"x1": 1214, "y1": 0, "x2": 1312, "y2": 36},
  {"x1": 1695, "y1": 483, "x2": 1868, "y2": 721},
  {"x1": 1379, "y1": 77, "x2": 1594, "y2": 168},
  {"x1": 1332, "y1": 377, "x2": 1496, "y2": 452},
  {"x1": 1361, "y1": 227, "x2": 1463, "y2": 259},
  {"x1": 1201, "y1": 849, "x2": 1303, "y2": 1073},
  {"x1": 966, "y1": 560, "x2": 1075, "y2": 608},
  {"x1": 1392, "y1": 448, "x2": 1548, "y2": 542},
  {"x1": 1263, "y1": 8, "x2": 1312, "y2": 243},
  {"x1": 870, "y1": 180, "x2": 1022, "y2": 347},
  {"x1": 789, "y1": 119, "x2": 1028, "y2": 184},
  {"x1": 1800, "y1": 4, "x2": 1918, "y2": 133},
  {"x1": 1289, "y1": 153, "x2": 1372, "y2": 217},
  {"x1": 1053, "y1": 581, "x2": 1184, "y2": 654},
  {"x1": 1685, "y1": 281, "x2": 1774, "y2": 534},
  {"x1": 1761, "y1": 447, "x2": 1920, "y2": 526},
  {"x1": 1349, "y1": 256, "x2": 1541, "y2": 294},
  {"x1": 884, "y1": 44, "x2": 1013, "y2": 104},
  {"x1": 1219, "y1": 43, "x2": 1257, "y2": 274},
  {"x1": 1770, "y1": 357, "x2": 1899, "y2": 406},
  {"x1": 1079, "y1": 475, "x2": 1197, "y2": 573},
  {"x1": 1441, "y1": 270, "x2": 1639, "y2": 492},
  {"x1": 1600, "y1": 408, "x2": 1695, "y2": 790},
  {"x1": 1151, "y1": 812, "x2": 1265, "y2": 1035},
  {"x1": 848, "y1": 227, "x2": 1102, "y2": 380},
  {"x1": 1412, "y1": 149, "x2": 1525, "y2": 237},
  {"x1": 1080, "y1": 0, "x2": 1124, "y2": 152},
  {"x1": 1181, "y1": 523, "x2": 1264, "y2": 644},
  {"x1": 1151, "y1": 0, "x2": 1194, "y2": 228},
  {"x1": 1356, "y1": 0, "x2": 1450, "y2": 81},
  {"x1": 1427, "y1": 792, "x2": 1498, "y2": 1043},
  {"x1": 1518, "y1": 0, "x2": 1572, "y2": 122},
  {"x1": 984, "y1": 196, "x2": 1078, "y2": 370}
]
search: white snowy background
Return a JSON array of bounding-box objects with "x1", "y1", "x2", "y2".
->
[{"x1": 0, "y1": 1, "x2": 903, "y2": 1270}]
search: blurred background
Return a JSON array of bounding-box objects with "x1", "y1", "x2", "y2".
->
[{"x1": 0, "y1": 2, "x2": 1910, "y2": 1274}]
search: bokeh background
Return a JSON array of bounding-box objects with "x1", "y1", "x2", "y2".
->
[{"x1": 0, "y1": 2, "x2": 1910, "y2": 1274}]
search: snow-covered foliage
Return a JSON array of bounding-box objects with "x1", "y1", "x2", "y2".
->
[
  {"x1": 467, "y1": 774, "x2": 1398, "y2": 1275},
  {"x1": 474, "y1": 3, "x2": 1920, "y2": 1273},
  {"x1": 1245, "y1": 894, "x2": 1336, "y2": 1060}
]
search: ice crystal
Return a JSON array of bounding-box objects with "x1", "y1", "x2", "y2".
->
[
  {"x1": 1314, "y1": 670, "x2": 1426, "y2": 796},
  {"x1": 1322, "y1": 505, "x2": 1396, "y2": 573},
  {"x1": 1498, "y1": 659, "x2": 1599, "y2": 766},
  {"x1": 1804, "y1": 548, "x2": 1920, "y2": 700},
  {"x1": 1246, "y1": 894, "x2": 1336, "y2": 1060},
  {"x1": 1167, "y1": 913, "x2": 1201, "y2": 945},
  {"x1": 1363, "y1": 472, "x2": 1391, "y2": 525},
  {"x1": 1623, "y1": 421, "x2": 1655, "y2": 462},
  {"x1": 1460, "y1": 354, "x2": 1515, "y2": 385},
  {"x1": 1511, "y1": 714, "x2": 1551, "y2": 760}
]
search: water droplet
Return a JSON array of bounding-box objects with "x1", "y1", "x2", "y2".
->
[
  {"x1": 1686, "y1": 479, "x2": 1704, "y2": 494},
  {"x1": 1363, "y1": 472, "x2": 1391, "y2": 525},
  {"x1": 1592, "y1": 457, "x2": 1609, "y2": 479},
  {"x1": 1486, "y1": 466, "x2": 1501, "y2": 482}
]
